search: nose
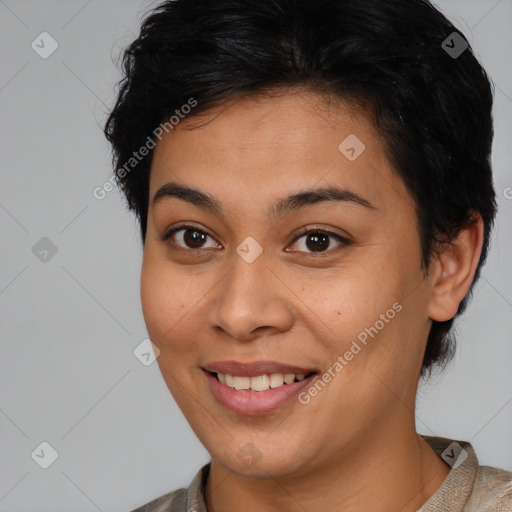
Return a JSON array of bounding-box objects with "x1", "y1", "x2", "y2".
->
[{"x1": 206, "y1": 247, "x2": 295, "y2": 342}]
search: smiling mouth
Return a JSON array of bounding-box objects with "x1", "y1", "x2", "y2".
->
[{"x1": 208, "y1": 371, "x2": 317, "y2": 392}]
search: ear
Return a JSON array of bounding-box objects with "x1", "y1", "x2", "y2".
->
[{"x1": 427, "y1": 212, "x2": 484, "y2": 322}]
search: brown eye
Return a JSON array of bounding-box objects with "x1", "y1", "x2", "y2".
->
[
  {"x1": 288, "y1": 229, "x2": 351, "y2": 254},
  {"x1": 161, "y1": 225, "x2": 219, "y2": 250}
]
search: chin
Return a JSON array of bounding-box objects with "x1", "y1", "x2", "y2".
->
[{"x1": 205, "y1": 433, "x2": 314, "y2": 479}]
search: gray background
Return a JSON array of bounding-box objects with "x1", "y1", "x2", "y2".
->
[{"x1": 0, "y1": 1, "x2": 511, "y2": 511}]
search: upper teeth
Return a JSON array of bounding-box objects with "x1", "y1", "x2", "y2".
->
[{"x1": 217, "y1": 372, "x2": 307, "y2": 391}]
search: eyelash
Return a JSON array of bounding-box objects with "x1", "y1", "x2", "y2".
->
[{"x1": 160, "y1": 224, "x2": 351, "y2": 255}]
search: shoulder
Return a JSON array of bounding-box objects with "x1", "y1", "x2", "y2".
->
[
  {"x1": 128, "y1": 463, "x2": 210, "y2": 512},
  {"x1": 129, "y1": 487, "x2": 188, "y2": 512},
  {"x1": 419, "y1": 435, "x2": 512, "y2": 511},
  {"x1": 468, "y1": 464, "x2": 512, "y2": 511}
]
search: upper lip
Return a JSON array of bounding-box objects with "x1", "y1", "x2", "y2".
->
[{"x1": 203, "y1": 360, "x2": 318, "y2": 377}]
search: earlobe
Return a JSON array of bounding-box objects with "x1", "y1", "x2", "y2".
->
[{"x1": 427, "y1": 212, "x2": 484, "y2": 322}]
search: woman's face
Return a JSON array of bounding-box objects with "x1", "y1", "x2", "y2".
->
[{"x1": 141, "y1": 91, "x2": 436, "y2": 478}]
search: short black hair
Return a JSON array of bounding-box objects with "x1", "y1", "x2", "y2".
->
[{"x1": 104, "y1": 0, "x2": 497, "y2": 376}]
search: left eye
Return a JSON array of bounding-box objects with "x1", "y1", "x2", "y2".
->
[{"x1": 288, "y1": 229, "x2": 350, "y2": 254}]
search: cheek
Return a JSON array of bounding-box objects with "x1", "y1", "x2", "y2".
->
[
  {"x1": 317, "y1": 249, "x2": 424, "y2": 375},
  {"x1": 327, "y1": 258, "x2": 405, "y2": 337},
  {"x1": 140, "y1": 256, "x2": 184, "y2": 348},
  {"x1": 140, "y1": 259, "x2": 167, "y2": 337},
  {"x1": 140, "y1": 254, "x2": 205, "y2": 363}
]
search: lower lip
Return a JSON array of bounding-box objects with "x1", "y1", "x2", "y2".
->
[{"x1": 204, "y1": 371, "x2": 317, "y2": 415}]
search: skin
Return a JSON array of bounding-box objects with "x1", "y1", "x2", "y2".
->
[{"x1": 140, "y1": 89, "x2": 483, "y2": 512}]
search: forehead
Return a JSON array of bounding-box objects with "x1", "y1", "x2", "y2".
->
[
  {"x1": 153, "y1": 91, "x2": 376, "y2": 163},
  {"x1": 149, "y1": 91, "x2": 409, "y2": 218}
]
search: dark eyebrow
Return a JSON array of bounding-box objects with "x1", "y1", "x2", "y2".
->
[{"x1": 152, "y1": 181, "x2": 377, "y2": 220}]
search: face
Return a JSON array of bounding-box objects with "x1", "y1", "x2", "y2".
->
[{"x1": 141, "y1": 90, "x2": 435, "y2": 478}]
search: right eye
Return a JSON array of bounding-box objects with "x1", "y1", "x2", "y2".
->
[{"x1": 160, "y1": 225, "x2": 221, "y2": 251}]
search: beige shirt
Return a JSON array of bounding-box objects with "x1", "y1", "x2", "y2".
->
[{"x1": 130, "y1": 436, "x2": 512, "y2": 511}]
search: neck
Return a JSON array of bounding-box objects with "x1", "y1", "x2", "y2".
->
[{"x1": 205, "y1": 422, "x2": 450, "y2": 512}]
